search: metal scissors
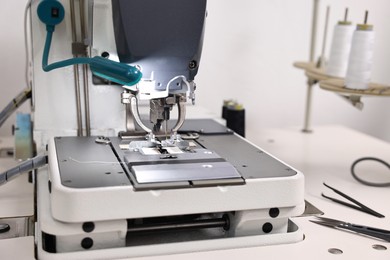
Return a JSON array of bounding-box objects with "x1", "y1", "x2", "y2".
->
[{"x1": 311, "y1": 216, "x2": 390, "y2": 242}]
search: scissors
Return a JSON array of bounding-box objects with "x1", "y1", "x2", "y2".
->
[{"x1": 311, "y1": 216, "x2": 390, "y2": 242}]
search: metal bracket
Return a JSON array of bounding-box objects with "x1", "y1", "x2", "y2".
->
[
  {"x1": 71, "y1": 42, "x2": 87, "y2": 56},
  {"x1": 338, "y1": 94, "x2": 364, "y2": 110}
]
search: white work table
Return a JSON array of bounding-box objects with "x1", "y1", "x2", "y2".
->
[
  {"x1": 1, "y1": 125, "x2": 390, "y2": 259},
  {"x1": 0, "y1": 137, "x2": 35, "y2": 259}
]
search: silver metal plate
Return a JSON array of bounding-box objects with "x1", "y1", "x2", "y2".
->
[
  {"x1": 297, "y1": 200, "x2": 324, "y2": 217},
  {"x1": 55, "y1": 137, "x2": 131, "y2": 188},
  {"x1": 54, "y1": 120, "x2": 298, "y2": 190},
  {"x1": 132, "y1": 161, "x2": 241, "y2": 183}
]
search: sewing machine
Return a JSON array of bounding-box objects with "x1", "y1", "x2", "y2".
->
[{"x1": 26, "y1": 0, "x2": 305, "y2": 258}]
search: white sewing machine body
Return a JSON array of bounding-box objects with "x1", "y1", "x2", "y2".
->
[
  {"x1": 28, "y1": 0, "x2": 305, "y2": 259},
  {"x1": 36, "y1": 132, "x2": 304, "y2": 259}
]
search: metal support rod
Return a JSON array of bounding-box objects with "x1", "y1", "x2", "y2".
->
[
  {"x1": 309, "y1": 0, "x2": 319, "y2": 62},
  {"x1": 82, "y1": 64, "x2": 90, "y2": 136},
  {"x1": 127, "y1": 215, "x2": 230, "y2": 234},
  {"x1": 320, "y1": 6, "x2": 330, "y2": 69},
  {"x1": 303, "y1": 80, "x2": 315, "y2": 133},
  {"x1": 79, "y1": 0, "x2": 91, "y2": 136},
  {"x1": 70, "y1": 0, "x2": 83, "y2": 136},
  {"x1": 303, "y1": 0, "x2": 320, "y2": 133},
  {"x1": 79, "y1": 0, "x2": 87, "y2": 43},
  {"x1": 72, "y1": 64, "x2": 83, "y2": 137}
]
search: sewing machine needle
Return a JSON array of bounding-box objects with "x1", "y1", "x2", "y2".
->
[{"x1": 165, "y1": 120, "x2": 168, "y2": 140}]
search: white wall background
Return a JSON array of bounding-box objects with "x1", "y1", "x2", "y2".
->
[
  {"x1": 0, "y1": 1, "x2": 30, "y2": 136},
  {"x1": 1, "y1": 0, "x2": 389, "y2": 142}
]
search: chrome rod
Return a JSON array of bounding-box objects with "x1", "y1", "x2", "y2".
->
[
  {"x1": 303, "y1": 79, "x2": 314, "y2": 133},
  {"x1": 303, "y1": 0, "x2": 320, "y2": 133},
  {"x1": 320, "y1": 6, "x2": 330, "y2": 68},
  {"x1": 127, "y1": 216, "x2": 229, "y2": 234},
  {"x1": 79, "y1": 0, "x2": 91, "y2": 136},
  {"x1": 309, "y1": 0, "x2": 319, "y2": 62},
  {"x1": 70, "y1": 0, "x2": 83, "y2": 136},
  {"x1": 82, "y1": 65, "x2": 90, "y2": 136}
]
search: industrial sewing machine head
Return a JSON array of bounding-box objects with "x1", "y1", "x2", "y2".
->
[
  {"x1": 112, "y1": 0, "x2": 205, "y2": 140},
  {"x1": 95, "y1": 0, "x2": 208, "y2": 164},
  {"x1": 29, "y1": 0, "x2": 304, "y2": 258}
]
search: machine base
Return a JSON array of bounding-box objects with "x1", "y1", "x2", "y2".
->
[
  {"x1": 37, "y1": 121, "x2": 305, "y2": 258},
  {"x1": 36, "y1": 169, "x2": 303, "y2": 259}
]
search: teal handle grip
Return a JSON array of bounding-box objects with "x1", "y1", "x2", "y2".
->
[{"x1": 90, "y1": 56, "x2": 142, "y2": 86}]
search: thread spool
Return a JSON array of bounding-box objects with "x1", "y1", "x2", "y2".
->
[
  {"x1": 325, "y1": 20, "x2": 354, "y2": 77},
  {"x1": 222, "y1": 100, "x2": 245, "y2": 137},
  {"x1": 345, "y1": 12, "x2": 375, "y2": 90}
]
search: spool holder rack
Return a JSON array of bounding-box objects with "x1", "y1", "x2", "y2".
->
[
  {"x1": 293, "y1": 1, "x2": 390, "y2": 132},
  {"x1": 294, "y1": 61, "x2": 390, "y2": 111}
]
